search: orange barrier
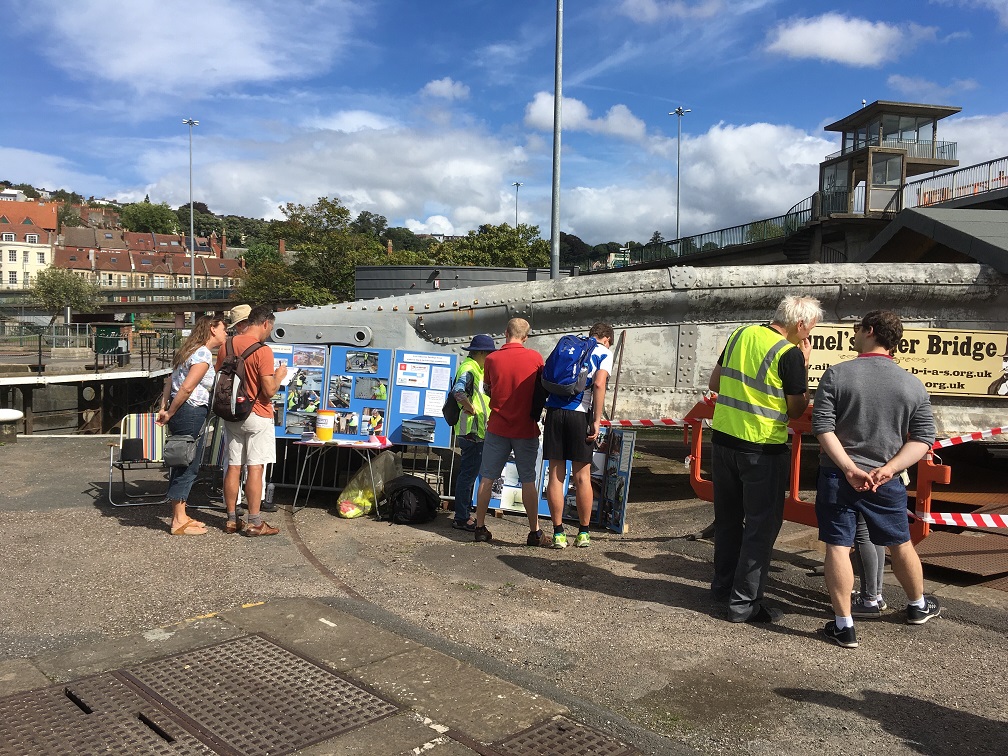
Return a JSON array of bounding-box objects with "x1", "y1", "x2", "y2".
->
[{"x1": 684, "y1": 401, "x2": 950, "y2": 544}]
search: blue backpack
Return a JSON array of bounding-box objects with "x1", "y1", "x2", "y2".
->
[{"x1": 542, "y1": 335, "x2": 597, "y2": 396}]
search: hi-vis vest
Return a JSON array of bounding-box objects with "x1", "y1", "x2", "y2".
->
[
  {"x1": 454, "y1": 357, "x2": 489, "y2": 438},
  {"x1": 712, "y1": 325, "x2": 796, "y2": 445}
]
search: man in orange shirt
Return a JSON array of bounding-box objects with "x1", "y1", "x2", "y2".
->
[
  {"x1": 217, "y1": 305, "x2": 287, "y2": 536},
  {"x1": 472, "y1": 318, "x2": 550, "y2": 547}
]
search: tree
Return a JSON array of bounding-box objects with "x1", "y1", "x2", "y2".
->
[
  {"x1": 351, "y1": 211, "x2": 388, "y2": 240},
  {"x1": 241, "y1": 238, "x2": 283, "y2": 268},
  {"x1": 120, "y1": 200, "x2": 178, "y2": 234},
  {"x1": 57, "y1": 203, "x2": 85, "y2": 231},
  {"x1": 745, "y1": 220, "x2": 785, "y2": 243},
  {"x1": 648, "y1": 230, "x2": 666, "y2": 245},
  {"x1": 30, "y1": 268, "x2": 102, "y2": 324},
  {"x1": 382, "y1": 226, "x2": 435, "y2": 254},
  {"x1": 559, "y1": 232, "x2": 592, "y2": 268},
  {"x1": 233, "y1": 262, "x2": 333, "y2": 307},
  {"x1": 433, "y1": 223, "x2": 549, "y2": 268}
]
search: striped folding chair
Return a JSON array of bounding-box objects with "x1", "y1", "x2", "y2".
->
[{"x1": 108, "y1": 412, "x2": 169, "y2": 507}]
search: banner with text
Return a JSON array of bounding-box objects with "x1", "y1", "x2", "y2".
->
[{"x1": 808, "y1": 325, "x2": 1008, "y2": 397}]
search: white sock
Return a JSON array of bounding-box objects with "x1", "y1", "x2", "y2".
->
[
  {"x1": 909, "y1": 596, "x2": 926, "y2": 609},
  {"x1": 861, "y1": 597, "x2": 878, "y2": 607},
  {"x1": 876, "y1": 593, "x2": 884, "y2": 603},
  {"x1": 835, "y1": 615, "x2": 854, "y2": 629}
]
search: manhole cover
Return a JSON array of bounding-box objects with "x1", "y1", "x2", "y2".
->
[
  {"x1": 494, "y1": 715, "x2": 638, "y2": 756},
  {"x1": 123, "y1": 634, "x2": 398, "y2": 756},
  {"x1": 0, "y1": 673, "x2": 214, "y2": 756}
]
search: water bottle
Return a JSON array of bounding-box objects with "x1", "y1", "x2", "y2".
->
[{"x1": 265, "y1": 483, "x2": 275, "y2": 505}]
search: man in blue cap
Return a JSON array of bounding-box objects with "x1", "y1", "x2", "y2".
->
[{"x1": 451, "y1": 333, "x2": 494, "y2": 530}]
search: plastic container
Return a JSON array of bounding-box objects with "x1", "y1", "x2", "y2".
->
[{"x1": 315, "y1": 410, "x2": 335, "y2": 441}]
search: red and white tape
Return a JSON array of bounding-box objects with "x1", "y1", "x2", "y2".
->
[
  {"x1": 914, "y1": 510, "x2": 1008, "y2": 529},
  {"x1": 932, "y1": 427, "x2": 1005, "y2": 449},
  {"x1": 601, "y1": 418, "x2": 688, "y2": 428}
]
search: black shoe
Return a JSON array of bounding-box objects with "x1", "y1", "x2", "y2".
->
[
  {"x1": 453, "y1": 519, "x2": 476, "y2": 531},
  {"x1": 260, "y1": 502, "x2": 278, "y2": 513},
  {"x1": 474, "y1": 525, "x2": 492, "y2": 543},
  {"x1": 906, "y1": 595, "x2": 941, "y2": 625},
  {"x1": 823, "y1": 621, "x2": 858, "y2": 648},
  {"x1": 745, "y1": 604, "x2": 782, "y2": 624}
]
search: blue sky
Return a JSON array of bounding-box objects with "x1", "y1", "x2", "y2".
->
[{"x1": 2, "y1": 0, "x2": 1007, "y2": 245}]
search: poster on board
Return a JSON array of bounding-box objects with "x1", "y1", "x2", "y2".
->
[
  {"x1": 320, "y1": 346, "x2": 394, "y2": 442},
  {"x1": 278, "y1": 345, "x2": 327, "y2": 438},
  {"x1": 387, "y1": 350, "x2": 456, "y2": 448},
  {"x1": 809, "y1": 325, "x2": 1008, "y2": 398},
  {"x1": 270, "y1": 343, "x2": 294, "y2": 432},
  {"x1": 597, "y1": 428, "x2": 635, "y2": 534}
]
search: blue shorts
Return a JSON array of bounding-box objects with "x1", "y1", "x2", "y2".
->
[
  {"x1": 815, "y1": 467, "x2": 911, "y2": 547},
  {"x1": 479, "y1": 431, "x2": 540, "y2": 484}
]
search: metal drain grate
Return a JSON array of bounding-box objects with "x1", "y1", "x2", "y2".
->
[
  {"x1": 915, "y1": 530, "x2": 1008, "y2": 576},
  {"x1": 494, "y1": 715, "x2": 639, "y2": 756},
  {"x1": 0, "y1": 673, "x2": 214, "y2": 756},
  {"x1": 124, "y1": 634, "x2": 398, "y2": 756}
]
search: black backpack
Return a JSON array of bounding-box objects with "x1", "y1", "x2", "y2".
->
[
  {"x1": 212, "y1": 336, "x2": 266, "y2": 422},
  {"x1": 382, "y1": 474, "x2": 440, "y2": 524},
  {"x1": 441, "y1": 370, "x2": 474, "y2": 426}
]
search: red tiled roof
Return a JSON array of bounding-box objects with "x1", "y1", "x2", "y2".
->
[{"x1": 0, "y1": 200, "x2": 58, "y2": 231}]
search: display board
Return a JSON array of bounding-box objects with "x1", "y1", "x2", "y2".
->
[
  {"x1": 597, "y1": 428, "x2": 636, "y2": 534},
  {"x1": 387, "y1": 350, "x2": 457, "y2": 448},
  {"x1": 269, "y1": 344, "x2": 296, "y2": 438},
  {"x1": 319, "y1": 346, "x2": 394, "y2": 441}
]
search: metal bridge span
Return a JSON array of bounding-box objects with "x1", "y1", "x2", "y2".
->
[{"x1": 271, "y1": 262, "x2": 1008, "y2": 438}]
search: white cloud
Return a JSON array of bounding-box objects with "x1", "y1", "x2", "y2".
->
[
  {"x1": 617, "y1": 0, "x2": 724, "y2": 22},
  {"x1": 405, "y1": 215, "x2": 456, "y2": 235},
  {"x1": 766, "y1": 13, "x2": 935, "y2": 67},
  {"x1": 932, "y1": 0, "x2": 1008, "y2": 28},
  {"x1": 940, "y1": 113, "x2": 1008, "y2": 167},
  {"x1": 420, "y1": 77, "x2": 470, "y2": 101},
  {"x1": 887, "y1": 74, "x2": 979, "y2": 102},
  {"x1": 524, "y1": 93, "x2": 648, "y2": 142},
  {"x1": 0, "y1": 147, "x2": 115, "y2": 197},
  {"x1": 15, "y1": 0, "x2": 362, "y2": 95},
  {"x1": 303, "y1": 110, "x2": 399, "y2": 133}
]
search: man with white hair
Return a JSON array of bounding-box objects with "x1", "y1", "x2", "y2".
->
[{"x1": 707, "y1": 295, "x2": 821, "y2": 623}]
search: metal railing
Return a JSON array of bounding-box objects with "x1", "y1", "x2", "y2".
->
[
  {"x1": 0, "y1": 323, "x2": 93, "y2": 351},
  {"x1": 591, "y1": 195, "x2": 815, "y2": 270},
  {"x1": 824, "y1": 138, "x2": 957, "y2": 161},
  {"x1": 0, "y1": 286, "x2": 236, "y2": 307}
]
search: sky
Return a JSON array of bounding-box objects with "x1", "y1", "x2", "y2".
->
[{"x1": 2, "y1": 0, "x2": 1007, "y2": 246}]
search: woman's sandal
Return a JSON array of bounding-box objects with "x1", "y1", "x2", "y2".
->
[{"x1": 171, "y1": 518, "x2": 208, "y2": 536}]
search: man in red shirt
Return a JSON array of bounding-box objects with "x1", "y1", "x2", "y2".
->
[
  {"x1": 216, "y1": 305, "x2": 287, "y2": 536},
  {"x1": 473, "y1": 318, "x2": 550, "y2": 547}
]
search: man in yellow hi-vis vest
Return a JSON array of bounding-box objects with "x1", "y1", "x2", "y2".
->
[
  {"x1": 451, "y1": 334, "x2": 494, "y2": 530},
  {"x1": 707, "y1": 295, "x2": 822, "y2": 623}
]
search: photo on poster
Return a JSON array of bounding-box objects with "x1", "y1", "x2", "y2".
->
[
  {"x1": 354, "y1": 376, "x2": 388, "y2": 401},
  {"x1": 401, "y1": 417, "x2": 436, "y2": 443},
  {"x1": 293, "y1": 345, "x2": 326, "y2": 368},
  {"x1": 287, "y1": 368, "x2": 324, "y2": 413},
  {"x1": 285, "y1": 411, "x2": 316, "y2": 436},
  {"x1": 327, "y1": 374, "x2": 353, "y2": 408},
  {"x1": 361, "y1": 407, "x2": 385, "y2": 435},
  {"x1": 272, "y1": 401, "x2": 284, "y2": 426},
  {"x1": 333, "y1": 410, "x2": 359, "y2": 436},
  {"x1": 346, "y1": 351, "x2": 380, "y2": 374}
]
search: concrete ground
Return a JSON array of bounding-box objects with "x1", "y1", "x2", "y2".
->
[{"x1": 1, "y1": 435, "x2": 1007, "y2": 755}]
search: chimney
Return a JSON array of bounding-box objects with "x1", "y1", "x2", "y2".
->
[
  {"x1": 387, "y1": 239, "x2": 393, "y2": 256},
  {"x1": 278, "y1": 238, "x2": 286, "y2": 256},
  {"x1": 221, "y1": 228, "x2": 227, "y2": 257}
]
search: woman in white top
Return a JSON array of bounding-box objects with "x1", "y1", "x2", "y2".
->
[{"x1": 157, "y1": 315, "x2": 227, "y2": 535}]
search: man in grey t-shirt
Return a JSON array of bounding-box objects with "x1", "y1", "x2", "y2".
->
[{"x1": 812, "y1": 310, "x2": 941, "y2": 648}]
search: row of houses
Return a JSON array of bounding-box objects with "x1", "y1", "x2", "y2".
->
[{"x1": 0, "y1": 199, "x2": 247, "y2": 291}]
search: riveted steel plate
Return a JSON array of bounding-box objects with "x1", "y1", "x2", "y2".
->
[
  {"x1": 0, "y1": 673, "x2": 214, "y2": 756},
  {"x1": 915, "y1": 531, "x2": 1008, "y2": 576},
  {"x1": 979, "y1": 573, "x2": 1008, "y2": 592},
  {"x1": 123, "y1": 634, "x2": 398, "y2": 756},
  {"x1": 494, "y1": 715, "x2": 639, "y2": 756}
]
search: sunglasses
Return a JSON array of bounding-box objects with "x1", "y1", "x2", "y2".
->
[{"x1": 853, "y1": 323, "x2": 866, "y2": 332}]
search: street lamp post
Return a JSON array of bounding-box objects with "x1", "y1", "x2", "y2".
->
[
  {"x1": 182, "y1": 118, "x2": 199, "y2": 321},
  {"x1": 669, "y1": 106, "x2": 690, "y2": 241},
  {"x1": 511, "y1": 181, "x2": 523, "y2": 228}
]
